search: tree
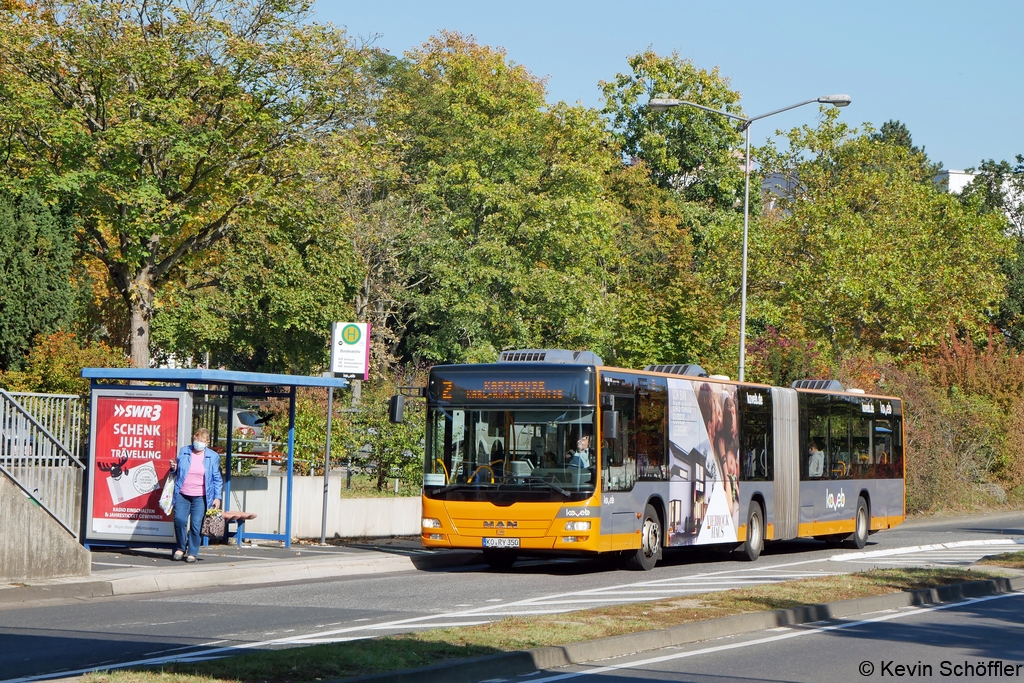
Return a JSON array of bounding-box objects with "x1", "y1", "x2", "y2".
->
[
  {"x1": 601, "y1": 50, "x2": 745, "y2": 210},
  {"x1": 870, "y1": 120, "x2": 943, "y2": 180},
  {"x1": 149, "y1": 208, "x2": 361, "y2": 373},
  {"x1": 960, "y1": 155, "x2": 1024, "y2": 347},
  {"x1": 0, "y1": 0, "x2": 370, "y2": 367},
  {"x1": 379, "y1": 32, "x2": 621, "y2": 363},
  {"x1": 755, "y1": 111, "x2": 1010, "y2": 358},
  {"x1": 0, "y1": 190, "x2": 77, "y2": 370}
]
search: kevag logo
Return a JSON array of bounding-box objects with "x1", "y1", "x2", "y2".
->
[
  {"x1": 113, "y1": 403, "x2": 162, "y2": 421},
  {"x1": 825, "y1": 488, "x2": 846, "y2": 510}
]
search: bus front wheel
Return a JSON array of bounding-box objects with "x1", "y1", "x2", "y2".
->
[
  {"x1": 625, "y1": 504, "x2": 662, "y2": 571},
  {"x1": 736, "y1": 502, "x2": 764, "y2": 562}
]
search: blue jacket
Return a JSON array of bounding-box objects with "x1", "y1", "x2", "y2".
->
[{"x1": 173, "y1": 446, "x2": 224, "y2": 508}]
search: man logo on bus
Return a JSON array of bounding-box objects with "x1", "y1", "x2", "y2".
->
[
  {"x1": 826, "y1": 488, "x2": 846, "y2": 510},
  {"x1": 341, "y1": 324, "x2": 361, "y2": 345},
  {"x1": 483, "y1": 521, "x2": 518, "y2": 529}
]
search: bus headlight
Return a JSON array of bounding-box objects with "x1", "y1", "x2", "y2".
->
[
  {"x1": 422, "y1": 518, "x2": 442, "y2": 528},
  {"x1": 565, "y1": 521, "x2": 591, "y2": 531}
]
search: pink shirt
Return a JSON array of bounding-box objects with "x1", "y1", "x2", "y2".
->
[{"x1": 179, "y1": 451, "x2": 206, "y2": 496}]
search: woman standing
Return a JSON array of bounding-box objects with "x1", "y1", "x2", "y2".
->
[{"x1": 169, "y1": 428, "x2": 223, "y2": 562}]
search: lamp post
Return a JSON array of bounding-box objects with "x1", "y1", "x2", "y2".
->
[{"x1": 647, "y1": 94, "x2": 850, "y2": 381}]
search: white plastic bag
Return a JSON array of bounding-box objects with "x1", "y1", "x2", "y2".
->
[{"x1": 159, "y1": 469, "x2": 176, "y2": 516}]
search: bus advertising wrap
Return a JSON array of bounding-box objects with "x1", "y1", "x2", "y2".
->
[
  {"x1": 86, "y1": 389, "x2": 192, "y2": 543},
  {"x1": 665, "y1": 378, "x2": 740, "y2": 546}
]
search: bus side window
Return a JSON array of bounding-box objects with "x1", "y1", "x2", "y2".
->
[
  {"x1": 889, "y1": 416, "x2": 903, "y2": 477},
  {"x1": 830, "y1": 400, "x2": 851, "y2": 479},
  {"x1": 739, "y1": 389, "x2": 773, "y2": 481},
  {"x1": 803, "y1": 394, "x2": 829, "y2": 480},
  {"x1": 851, "y1": 403, "x2": 872, "y2": 479},
  {"x1": 636, "y1": 377, "x2": 668, "y2": 480}
]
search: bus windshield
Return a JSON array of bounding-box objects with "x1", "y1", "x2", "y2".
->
[{"x1": 425, "y1": 407, "x2": 596, "y2": 501}]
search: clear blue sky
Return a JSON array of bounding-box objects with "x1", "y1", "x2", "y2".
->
[{"x1": 314, "y1": 0, "x2": 1022, "y2": 171}]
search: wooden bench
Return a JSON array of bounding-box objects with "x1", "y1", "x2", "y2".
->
[
  {"x1": 222, "y1": 510, "x2": 257, "y2": 546},
  {"x1": 199, "y1": 510, "x2": 258, "y2": 546}
]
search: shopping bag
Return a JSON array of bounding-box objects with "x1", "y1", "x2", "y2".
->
[
  {"x1": 201, "y1": 509, "x2": 225, "y2": 541},
  {"x1": 158, "y1": 470, "x2": 176, "y2": 516}
]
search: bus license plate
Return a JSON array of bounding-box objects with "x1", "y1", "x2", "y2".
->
[{"x1": 482, "y1": 537, "x2": 520, "y2": 549}]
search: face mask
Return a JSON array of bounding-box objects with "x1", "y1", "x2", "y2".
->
[{"x1": 193, "y1": 441, "x2": 207, "y2": 452}]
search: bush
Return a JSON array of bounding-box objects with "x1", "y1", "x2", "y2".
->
[
  {"x1": 857, "y1": 333, "x2": 1024, "y2": 512},
  {"x1": 0, "y1": 330, "x2": 128, "y2": 397}
]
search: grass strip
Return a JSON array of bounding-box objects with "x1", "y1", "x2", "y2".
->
[
  {"x1": 976, "y1": 550, "x2": 1024, "y2": 568},
  {"x1": 84, "y1": 567, "x2": 1003, "y2": 683}
]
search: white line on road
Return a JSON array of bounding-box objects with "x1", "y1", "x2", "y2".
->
[{"x1": 523, "y1": 591, "x2": 1024, "y2": 683}]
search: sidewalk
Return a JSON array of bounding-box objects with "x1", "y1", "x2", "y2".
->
[{"x1": 0, "y1": 538, "x2": 480, "y2": 605}]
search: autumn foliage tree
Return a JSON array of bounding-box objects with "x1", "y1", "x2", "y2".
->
[{"x1": 0, "y1": 0, "x2": 371, "y2": 367}]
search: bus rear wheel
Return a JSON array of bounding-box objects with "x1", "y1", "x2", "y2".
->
[
  {"x1": 736, "y1": 502, "x2": 764, "y2": 562},
  {"x1": 482, "y1": 550, "x2": 518, "y2": 570},
  {"x1": 847, "y1": 497, "x2": 869, "y2": 549},
  {"x1": 624, "y1": 504, "x2": 662, "y2": 571}
]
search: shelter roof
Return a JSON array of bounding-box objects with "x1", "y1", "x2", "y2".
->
[{"x1": 82, "y1": 368, "x2": 349, "y2": 389}]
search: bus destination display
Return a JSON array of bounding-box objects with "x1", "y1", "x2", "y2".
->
[{"x1": 429, "y1": 367, "x2": 593, "y2": 405}]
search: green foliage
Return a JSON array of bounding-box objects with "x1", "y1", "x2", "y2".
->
[
  {"x1": 756, "y1": 111, "x2": 1011, "y2": 358},
  {"x1": 601, "y1": 50, "x2": 745, "y2": 209},
  {"x1": 381, "y1": 33, "x2": 621, "y2": 363},
  {"x1": 1, "y1": 330, "x2": 128, "y2": 396},
  {"x1": 150, "y1": 211, "x2": 361, "y2": 373},
  {"x1": 870, "y1": 120, "x2": 944, "y2": 180},
  {"x1": 346, "y1": 378, "x2": 426, "y2": 490},
  {"x1": 0, "y1": 0, "x2": 371, "y2": 366},
  {"x1": 0, "y1": 190, "x2": 77, "y2": 370},
  {"x1": 261, "y1": 371, "x2": 425, "y2": 490},
  {"x1": 959, "y1": 156, "x2": 1024, "y2": 348}
]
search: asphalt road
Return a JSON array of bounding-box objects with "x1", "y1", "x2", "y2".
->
[
  {"x1": 1, "y1": 510, "x2": 1022, "y2": 682},
  {"x1": 526, "y1": 589, "x2": 1024, "y2": 682}
]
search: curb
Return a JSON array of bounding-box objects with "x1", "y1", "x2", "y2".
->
[
  {"x1": 339, "y1": 576, "x2": 1024, "y2": 683},
  {"x1": 0, "y1": 550, "x2": 480, "y2": 605}
]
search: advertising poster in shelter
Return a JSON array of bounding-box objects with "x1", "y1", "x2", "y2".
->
[
  {"x1": 86, "y1": 390, "x2": 192, "y2": 543},
  {"x1": 665, "y1": 378, "x2": 740, "y2": 546}
]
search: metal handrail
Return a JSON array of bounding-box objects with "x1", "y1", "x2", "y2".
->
[{"x1": 0, "y1": 390, "x2": 85, "y2": 537}]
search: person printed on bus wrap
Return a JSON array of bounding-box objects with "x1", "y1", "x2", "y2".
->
[
  {"x1": 717, "y1": 394, "x2": 741, "y2": 527},
  {"x1": 168, "y1": 428, "x2": 223, "y2": 563},
  {"x1": 696, "y1": 382, "x2": 725, "y2": 495},
  {"x1": 808, "y1": 440, "x2": 825, "y2": 479}
]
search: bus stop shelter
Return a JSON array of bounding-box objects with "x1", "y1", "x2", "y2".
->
[{"x1": 82, "y1": 368, "x2": 349, "y2": 548}]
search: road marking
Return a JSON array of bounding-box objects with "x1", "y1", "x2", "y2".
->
[
  {"x1": 523, "y1": 591, "x2": 1024, "y2": 682},
  {"x1": 830, "y1": 538, "x2": 1021, "y2": 561},
  {"x1": 9, "y1": 537, "x2": 1021, "y2": 682}
]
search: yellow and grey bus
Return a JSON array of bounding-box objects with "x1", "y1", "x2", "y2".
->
[{"x1": 399, "y1": 349, "x2": 905, "y2": 570}]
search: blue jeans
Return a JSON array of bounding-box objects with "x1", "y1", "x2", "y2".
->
[{"x1": 174, "y1": 493, "x2": 206, "y2": 557}]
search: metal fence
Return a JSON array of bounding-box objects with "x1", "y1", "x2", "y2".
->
[
  {"x1": 6, "y1": 391, "x2": 85, "y2": 461},
  {"x1": 0, "y1": 390, "x2": 86, "y2": 538}
]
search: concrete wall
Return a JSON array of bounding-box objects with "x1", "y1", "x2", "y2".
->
[
  {"x1": 226, "y1": 475, "x2": 422, "y2": 539},
  {"x1": 0, "y1": 472, "x2": 91, "y2": 582}
]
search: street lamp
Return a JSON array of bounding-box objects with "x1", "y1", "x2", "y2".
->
[{"x1": 646, "y1": 93, "x2": 851, "y2": 381}]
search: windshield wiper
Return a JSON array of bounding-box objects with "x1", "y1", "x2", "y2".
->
[{"x1": 518, "y1": 476, "x2": 571, "y2": 497}]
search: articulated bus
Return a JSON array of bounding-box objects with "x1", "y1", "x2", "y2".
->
[{"x1": 397, "y1": 349, "x2": 905, "y2": 570}]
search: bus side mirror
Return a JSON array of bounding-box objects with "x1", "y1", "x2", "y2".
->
[
  {"x1": 602, "y1": 411, "x2": 619, "y2": 440},
  {"x1": 388, "y1": 395, "x2": 405, "y2": 424}
]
